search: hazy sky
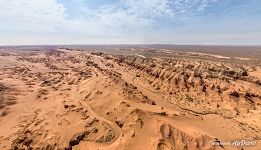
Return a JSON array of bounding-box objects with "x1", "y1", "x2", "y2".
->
[{"x1": 0, "y1": 0, "x2": 261, "y2": 45}]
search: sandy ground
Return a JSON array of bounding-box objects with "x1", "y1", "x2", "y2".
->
[{"x1": 0, "y1": 48, "x2": 260, "y2": 150}]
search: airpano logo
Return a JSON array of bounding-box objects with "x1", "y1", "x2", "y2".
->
[
  {"x1": 211, "y1": 139, "x2": 257, "y2": 147},
  {"x1": 232, "y1": 140, "x2": 257, "y2": 147}
]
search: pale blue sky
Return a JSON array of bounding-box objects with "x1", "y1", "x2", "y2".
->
[{"x1": 0, "y1": 0, "x2": 260, "y2": 45}]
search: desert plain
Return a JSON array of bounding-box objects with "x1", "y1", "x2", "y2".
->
[{"x1": 0, "y1": 45, "x2": 260, "y2": 150}]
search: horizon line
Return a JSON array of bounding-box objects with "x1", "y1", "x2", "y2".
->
[{"x1": 1, "y1": 44, "x2": 261, "y2": 47}]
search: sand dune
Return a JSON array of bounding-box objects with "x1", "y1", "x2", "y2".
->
[{"x1": 0, "y1": 48, "x2": 260, "y2": 150}]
